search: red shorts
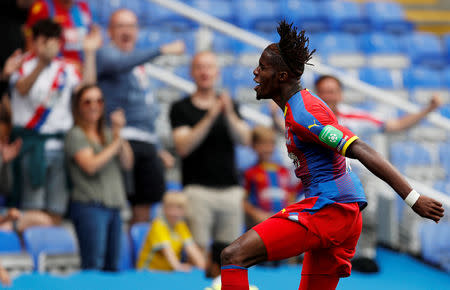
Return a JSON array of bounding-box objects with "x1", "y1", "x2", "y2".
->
[{"x1": 253, "y1": 197, "x2": 362, "y2": 277}]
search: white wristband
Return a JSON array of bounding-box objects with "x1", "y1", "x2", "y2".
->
[{"x1": 405, "y1": 190, "x2": 420, "y2": 207}]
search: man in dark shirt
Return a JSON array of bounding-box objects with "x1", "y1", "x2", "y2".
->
[{"x1": 170, "y1": 51, "x2": 250, "y2": 277}]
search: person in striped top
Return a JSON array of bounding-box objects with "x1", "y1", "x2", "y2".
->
[
  {"x1": 9, "y1": 19, "x2": 99, "y2": 222},
  {"x1": 244, "y1": 125, "x2": 300, "y2": 228}
]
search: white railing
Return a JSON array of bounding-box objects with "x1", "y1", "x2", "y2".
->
[{"x1": 149, "y1": 0, "x2": 450, "y2": 131}]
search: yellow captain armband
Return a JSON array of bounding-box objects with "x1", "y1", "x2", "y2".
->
[{"x1": 341, "y1": 136, "x2": 359, "y2": 156}]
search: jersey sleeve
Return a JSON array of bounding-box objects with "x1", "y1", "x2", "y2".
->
[{"x1": 290, "y1": 102, "x2": 359, "y2": 156}]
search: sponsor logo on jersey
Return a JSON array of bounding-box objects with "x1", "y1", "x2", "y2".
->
[{"x1": 308, "y1": 120, "x2": 319, "y2": 130}]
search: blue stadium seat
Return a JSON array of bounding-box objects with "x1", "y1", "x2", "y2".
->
[
  {"x1": 0, "y1": 230, "x2": 22, "y2": 253},
  {"x1": 360, "y1": 32, "x2": 403, "y2": 54},
  {"x1": 404, "y1": 32, "x2": 446, "y2": 68},
  {"x1": 359, "y1": 68, "x2": 394, "y2": 89},
  {"x1": 280, "y1": 0, "x2": 328, "y2": 32},
  {"x1": 23, "y1": 227, "x2": 77, "y2": 268},
  {"x1": 130, "y1": 222, "x2": 150, "y2": 262},
  {"x1": 364, "y1": 1, "x2": 413, "y2": 33},
  {"x1": 221, "y1": 65, "x2": 255, "y2": 98},
  {"x1": 443, "y1": 67, "x2": 450, "y2": 88},
  {"x1": 403, "y1": 67, "x2": 443, "y2": 89},
  {"x1": 444, "y1": 34, "x2": 450, "y2": 61},
  {"x1": 321, "y1": 1, "x2": 369, "y2": 33},
  {"x1": 235, "y1": 145, "x2": 258, "y2": 172},
  {"x1": 439, "y1": 143, "x2": 450, "y2": 172},
  {"x1": 97, "y1": 0, "x2": 142, "y2": 26},
  {"x1": 167, "y1": 181, "x2": 183, "y2": 192},
  {"x1": 136, "y1": 28, "x2": 173, "y2": 50},
  {"x1": 433, "y1": 181, "x2": 450, "y2": 195},
  {"x1": 439, "y1": 104, "x2": 450, "y2": 119},
  {"x1": 119, "y1": 230, "x2": 133, "y2": 271},
  {"x1": 213, "y1": 33, "x2": 240, "y2": 54},
  {"x1": 174, "y1": 66, "x2": 192, "y2": 82},
  {"x1": 235, "y1": 0, "x2": 280, "y2": 32},
  {"x1": 150, "y1": 202, "x2": 162, "y2": 221},
  {"x1": 420, "y1": 222, "x2": 441, "y2": 265},
  {"x1": 390, "y1": 142, "x2": 432, "y2": 172},
  {"x1": 313, "y1": 33, "x2": 361, "y2": 57},
  {"x1": 140, "y1": 0, "x2": 196, "y2": 30},
  {"x1": 192, "y1": 0, "x2": 234, "y2": 23}
]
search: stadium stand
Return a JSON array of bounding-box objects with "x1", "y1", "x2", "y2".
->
[
  {"x1": 0, "y1": 231, "x2": 33, "y2": 278},
  {"x1": 1, "y1": 1, "x2": 449, "y2": 287},
  {"x1": 130, "y1": 223, "x2": 150, "y2": 263},
  {"x1": 119, "y1": 230, "x2": 133, "y2": 271},
  {"x1": 23, "y1": 227, "x2": 80, "y2": 274}
]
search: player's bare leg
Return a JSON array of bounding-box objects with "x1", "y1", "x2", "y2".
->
[{"x1": 220, "y1": 229, "x2": 267, "y2": 290}]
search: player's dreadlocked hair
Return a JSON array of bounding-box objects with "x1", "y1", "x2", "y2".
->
[{"x1": 268, "y1": 20, "x2": 315, "y2": 79}]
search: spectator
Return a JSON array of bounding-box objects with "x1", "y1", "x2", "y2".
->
[
  {"x1": 0, "y1": 95, "x2": 22, "y2": 197},
  {"x1": 0, "y1": 0, "x2": 35, "y2": 96},
  {"x1": 244, "y1": 126, "x2": 298, "y2": 228},
  {"x1": 170, "y1": 51, "x2": 251, "y2": 278},
  {"x1": 136, "y1": 192, "x2": 205, "y2": 272},
  {"x1": 9, "y1": 19, "x2": 99, "y2": 223},
  {"x1": 25, "y1": 0, "x2": 93, "y2": 68},
  {"x1": 0, "y1": 95, "x2": 54, "y2": 233},
  {"x1": 314, "y1": 75, "x2": 442, "y2": 273},
  {"x1": 65, "y1": 84, "x2": 133, "y2": 271},
  {"x1": 97, "y1": 9, "x2": 184, "y2": 225}
]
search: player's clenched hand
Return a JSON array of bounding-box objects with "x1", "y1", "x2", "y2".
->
[{"x1": 412, "y1": 195, "x2": 444, "y2": 223}]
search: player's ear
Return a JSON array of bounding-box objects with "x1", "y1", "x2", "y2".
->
[{"x1": 278, "y1": 71, "x2": 288, "y2": 82}]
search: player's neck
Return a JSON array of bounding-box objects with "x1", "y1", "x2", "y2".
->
[{"x1": 276, "y1": 83, "x2": 302, "y2": 109}]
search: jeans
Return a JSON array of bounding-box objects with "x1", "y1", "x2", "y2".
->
[{"x1": 70, "y1": 202, "x2": 122, "y2": 271}]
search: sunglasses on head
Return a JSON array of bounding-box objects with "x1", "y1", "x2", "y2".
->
[{"x1": 81, "y1": 98, "x2": 104, "y2": 106}]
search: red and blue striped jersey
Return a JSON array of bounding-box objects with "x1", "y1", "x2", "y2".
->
[
  {"x1": 284, "y1": 89, "x2": 367, "y2": 210},
  {"x1": 244, "y1": 162, "x2": 294, "y2": 213}
]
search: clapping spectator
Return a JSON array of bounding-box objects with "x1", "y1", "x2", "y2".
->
[
  {"x1": 170, "y1": 51, "x2": 251, "y2": 278},
  {"x1": 9, "y1": 19, "x2": 99, "y2": 224},
  {"x1": 136, "y1": 192, "x2": 205, "y2": 272},
  {"x1": 97, "y1": 9, "x2": 185, "y2": 225},
  {"x1": 65, "y1": 84, "x2": 133, "y2": 271}
]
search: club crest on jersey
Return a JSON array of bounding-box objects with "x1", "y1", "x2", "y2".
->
[
  {"x1": 319, "y1": 125, "x2": 343, "y2": 148},
  {"x1": 285, "y1": 126, "x2": 292, "y2": 145}
]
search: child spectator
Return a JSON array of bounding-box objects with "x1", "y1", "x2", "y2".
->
[
  {"x1": 244, "y1": 126, "x2": 300, "y2": 228},
  {"x1": 10, "y1": 19, "x2": 99, "y2": 223},
  {"x1": 136, "y1": 192, "x2": 205, "y2": 272}
]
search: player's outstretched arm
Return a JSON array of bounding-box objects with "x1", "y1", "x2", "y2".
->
[{"x1": 346, "y1": 139, "x2": 444, "y2": 223}]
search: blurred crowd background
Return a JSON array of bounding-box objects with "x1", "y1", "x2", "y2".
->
[{"x1": 0, "y1": 0, "x2": 449, "y2": 288}]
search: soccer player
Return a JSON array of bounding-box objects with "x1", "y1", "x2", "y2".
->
[{"x1": 220, "y1": 21, "x2": 445, "y2": 290}]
